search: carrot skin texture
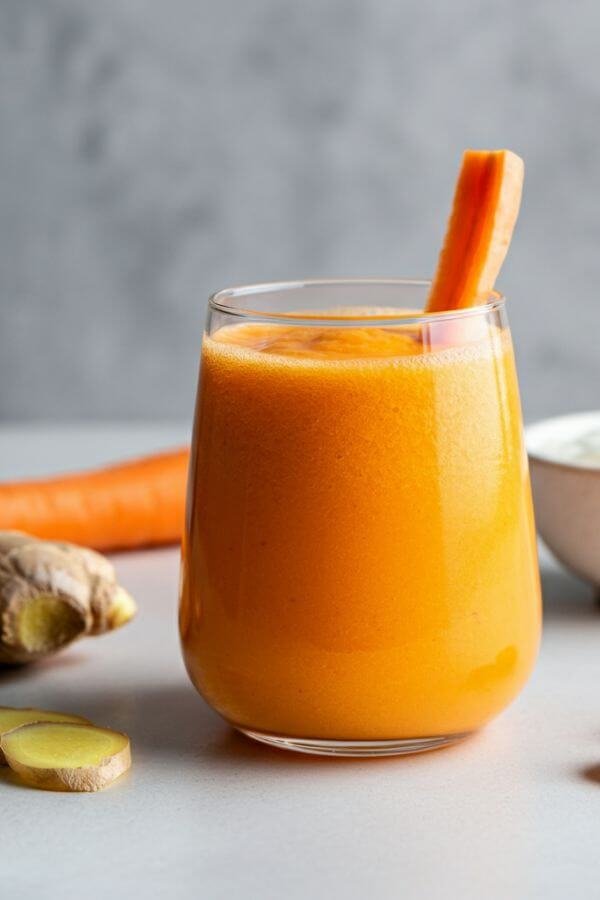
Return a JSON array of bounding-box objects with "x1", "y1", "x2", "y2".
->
[{"x1": 0, "y1": 448, "x2": 189, "y2": 552}]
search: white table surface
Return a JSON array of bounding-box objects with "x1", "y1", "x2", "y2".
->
[{"x1": 1, "y1": 424, "x2": 599, "y2": 900}]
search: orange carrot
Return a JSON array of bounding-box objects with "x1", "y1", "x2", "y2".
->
[
  {"x1": 426, "y1": 149, "x2": 524, "y2": 312},
  {"x1": 0, "y1": 448, "x2": 189, "y2": 552}
]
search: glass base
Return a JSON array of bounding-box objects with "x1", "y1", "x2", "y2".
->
[{"x1": 238, "y1": 729, "x2": 473, "y2": 757}]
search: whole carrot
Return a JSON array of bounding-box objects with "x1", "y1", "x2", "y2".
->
[{"x1": 0, "y1": 448, "x2": 189, "y2": 552}]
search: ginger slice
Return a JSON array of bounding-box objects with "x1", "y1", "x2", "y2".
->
[
  {"x1": 0, "y1": 707, "x2": 90, "y2": 765},
  {"x1": 1, "y1": 722, "x2": 131, "y2": 792},
  {"x1": 426, "y1": 149, "x2": 524, "y2": 312},
  {"x1": 0, "y1": 531, "x2": 137, "y2": 665}
]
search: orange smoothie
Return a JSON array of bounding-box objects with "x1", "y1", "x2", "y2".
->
[{"x1": 180, "y1": 314, "x2": 541, "y2": 741}]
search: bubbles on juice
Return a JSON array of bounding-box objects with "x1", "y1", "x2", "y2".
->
[{"x1": 207, "y1": 313, "x2": 509, "y2": 365}]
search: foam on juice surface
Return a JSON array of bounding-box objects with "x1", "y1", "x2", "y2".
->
[{"x1": 208, "y1": 314, "x2": 509, "y2": 368}]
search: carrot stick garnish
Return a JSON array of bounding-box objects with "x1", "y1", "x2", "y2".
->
[{"x1": 426, "y1": 149, "x2": 524, "y2": 312}]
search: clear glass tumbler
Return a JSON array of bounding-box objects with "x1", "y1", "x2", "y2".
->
[{"x1": 179, "y1": 279, "x2": 541, "y2": 756}]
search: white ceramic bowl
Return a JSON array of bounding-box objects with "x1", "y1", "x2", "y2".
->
[{"x1": 526, "y1": 411, "x2": 600, "y2": 586}]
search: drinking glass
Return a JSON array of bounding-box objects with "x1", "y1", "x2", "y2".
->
[{"x1": 179, "y1": 280, "x2": 541, "y2": 756}]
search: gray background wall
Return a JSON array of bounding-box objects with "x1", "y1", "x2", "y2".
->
[{"x1": 0, "y1": 0, "x2": 598, "y2": 423}]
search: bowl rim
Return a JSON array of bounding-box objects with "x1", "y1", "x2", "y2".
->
[{"x1": 525, "y1": 411, "x2": 600, "y2": 475}]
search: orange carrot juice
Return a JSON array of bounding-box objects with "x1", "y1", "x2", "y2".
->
[{"x1": 180, "y1": 286, "x2": 540, "y2": 752}]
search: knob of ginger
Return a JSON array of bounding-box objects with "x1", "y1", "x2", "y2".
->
[{"x1": 0, "y1": 531, "x2": 136, "y2": 665}]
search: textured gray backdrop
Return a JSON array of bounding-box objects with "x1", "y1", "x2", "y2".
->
[{"x1": 0, "y1": 0, "x2": 598, "y2": 423}]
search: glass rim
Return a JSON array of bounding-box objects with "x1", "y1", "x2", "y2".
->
[{"x1": 208, "y1": 278, "x2": 505, "y2": 325}]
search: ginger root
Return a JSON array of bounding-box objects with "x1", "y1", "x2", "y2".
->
[
  {"x1": 1, "y1": 721, "x2": 131, "y2": 792},
  {"x1": 0, "y1": 531, "x2": 136, "y2": 665},
  {"x1": 0, "y1": 706, "x2": 90, "y2": 764}
]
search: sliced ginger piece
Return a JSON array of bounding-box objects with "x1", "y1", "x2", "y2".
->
[
  {"x1": 1, "y1": 721, "x2": 131, "y2": 792},
  {"x1": 0, "y1": 707, "x2": 90, "y2": 765},
  {"x1": 426, "y1": 149, "x2": 524, "y2": 312}
]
